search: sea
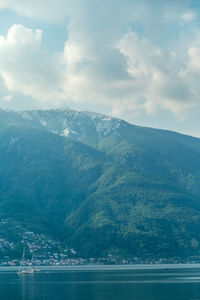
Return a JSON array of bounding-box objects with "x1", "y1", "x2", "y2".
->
[{"x1": 1, "y1": 264, "x2": 200, "y2": 300}]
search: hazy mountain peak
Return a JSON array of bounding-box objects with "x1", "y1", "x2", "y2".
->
[{"x1": 15, "y1": 108, "x2": 125, "y2": 146}]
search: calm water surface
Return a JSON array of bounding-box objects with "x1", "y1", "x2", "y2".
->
[{"x1": 1, "y1": 265, "x2": 200, "y2": 299}]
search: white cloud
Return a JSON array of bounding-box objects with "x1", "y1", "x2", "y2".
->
[
  {"x1": 180, "y1": 46, "x2": 200, "y2": 102},
  {"x1": 116, "y1": 32, "x2": 197, "y2": 116},
  {"x1": 181, "y1": 10, "x2": 197, "y2": 23},
  {"x1": 0, "y1": 25, "x2": 64, "y2": 103},
  {"x1": 0, "y1": 22, "x2": 198, "y2": 119},
  {"x1": 0, "y1": 0, "x2": 71, "y2": 23},
  {"x1": 0, "y1": 76, "x2": 13, "y2": 106},
  {"x1": 0, "y1": 0, "x2": 199, "y2": 122}
]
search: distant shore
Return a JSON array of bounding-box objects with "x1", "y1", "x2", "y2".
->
[{"x1": 1, "y1": 263, "x2": 200, "y2": 272}]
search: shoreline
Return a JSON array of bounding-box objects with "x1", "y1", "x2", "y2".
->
[{"x1": 0, "y1": 263, "x2": 200, "y2": 272}]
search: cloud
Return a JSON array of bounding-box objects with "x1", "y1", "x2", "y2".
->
[
  {"x1": 181, "y1": 10, "x2": 197, "y2": 23},
  {"x1": 0, "y1": 24, "x2": 64, "y2": 104},
  {"x1": 0, "y1": 0, "x2": 71, "y2": 23},
  {"x1": 116, "y1": 32, "x2": 199, "y2": 116},
  {"x1": 58, "y1": 0, "x2": 194, "y2": 115},
  {"x1": 0, "y1": 0, "x2": 199, "y2": 121}
]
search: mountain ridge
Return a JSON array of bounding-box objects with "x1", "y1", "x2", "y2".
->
[{"x1": 0, "y1": 108, "x2": 200, "y2": 260}]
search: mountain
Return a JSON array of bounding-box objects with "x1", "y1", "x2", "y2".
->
[{"x1": 0, "y1": 108, "x2": 200, "y2": 261}]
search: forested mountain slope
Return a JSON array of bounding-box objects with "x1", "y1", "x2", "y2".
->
[{"x1": 0, "y1": 108, "x2": 200, "y2": 260}]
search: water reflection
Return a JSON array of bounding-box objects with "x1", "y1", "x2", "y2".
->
[
  {"x1": 0, "y1": 267, "x2": 200, "y2": 299},
  {"x1": 19, "y1": 273, "x2": 35, "y2": 300}
]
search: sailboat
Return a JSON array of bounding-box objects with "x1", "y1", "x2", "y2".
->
[
  {"x1": 30, "y1": 252, "x2": 40, "y2": 273},
  {"x1": 18, "y1": 247, "x2": 34, "y2": 275}
]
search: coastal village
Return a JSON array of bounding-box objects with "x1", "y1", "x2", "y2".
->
[{"x1": 0, "y1": 227, "x2": 199, "y2": 266}]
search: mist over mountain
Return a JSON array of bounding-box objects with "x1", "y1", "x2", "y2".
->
[{"x1": 0, "y1": 108, "x2": 200, "y2": 260}]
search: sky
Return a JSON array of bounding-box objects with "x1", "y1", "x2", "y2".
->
[{"x1": 0, "y1": 1, "x2": 200, "y2": 136}]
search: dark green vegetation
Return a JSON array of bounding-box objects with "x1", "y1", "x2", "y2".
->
[{"x1": 0, "y1": 108, "x2": 200, "y2": 260}]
